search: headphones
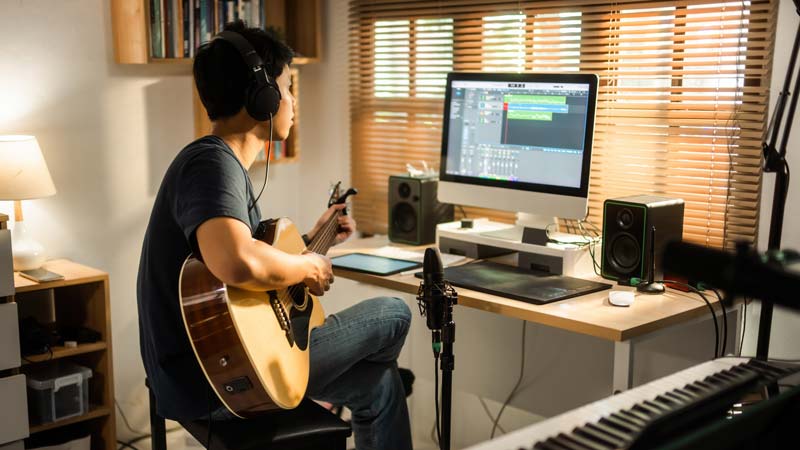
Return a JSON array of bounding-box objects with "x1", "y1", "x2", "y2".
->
[{"x1": 215, "y1": 30, "x2": 281, "y2": 121}]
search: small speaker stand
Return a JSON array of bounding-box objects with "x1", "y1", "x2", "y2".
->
[{"x1": 637, "y1": 226, "x2": 665, "y2": 294}]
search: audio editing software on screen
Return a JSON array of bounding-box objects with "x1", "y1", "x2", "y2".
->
[{"x1": 445, "y1": 81, "x2": 590, "y2": 188}]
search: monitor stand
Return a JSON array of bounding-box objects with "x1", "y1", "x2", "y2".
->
[
  {"x1": 479, "y1": 213, "x2": 554, "y2": 245},
  {"x1": 436, "y1": 214, "x2": 597, "y2": 277}
]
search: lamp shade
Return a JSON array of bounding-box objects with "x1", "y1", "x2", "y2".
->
[{"x1": 0, "y1": 135, "x2": 56, "y2": 200}]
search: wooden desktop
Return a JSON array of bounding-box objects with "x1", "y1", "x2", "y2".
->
[{"x1": 331, "y1": 235, "x2": 732, "y2": 392}]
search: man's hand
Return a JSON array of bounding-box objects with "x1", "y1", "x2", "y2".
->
[
  {"x1": 307, "y1": 204, "x2": 357, "y2": 246},
  {"x1": 302, "y1": 251, "x2": 333, "y2": 296}
]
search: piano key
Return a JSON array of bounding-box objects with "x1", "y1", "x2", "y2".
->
[
  {"x1": 586, "y1": 421, "x2": 632, "y2": 443},
  {"x1": 559, "y1": 432, "x2": 612, "y2": 450},
  {"x1": 574, "y1": 424, "x2": 626, "y2": 448},
  {"x1": 634, "y1": 402, "x2": 662, "y2": 416},
  {"x1": 684, "y1": 383, "x2": 706, "y2": 395},
  {"x1": 551, "y1": 434, "x2": 592, "y2": 450},
  {"x1": 747, "y1": 360, "x2": 787, "y2": 378},
  {"x1": 624, "y1": 407, "x2": 652, "y2": 422},
  {"x1": 674, "y1": 387, "x2": 700, "y2": 400},
  {"x1": 713, "y1": 371, "x2": 738, "y2": 383},
  {"x1": 663, "y1": 391, "x2": 690, "y2": 404},
  {"x1": 535, "y1": 440, "x2": 573, "y2": 450},
  {"x1": 601, "y1": 415, "x2": 640, "y2": 433},
  {"x1": 693, "y1": 381, "x2": 715, "y2": 391},
  {"x1": 654, "y1": 394, "x2": 678, "y2": 406},
  {"x1": 643, "y1": 399, "x2": 669, "y2": 413},
  {"x1": 616, "y1": 410, "x2": 649, "y2": 427}
]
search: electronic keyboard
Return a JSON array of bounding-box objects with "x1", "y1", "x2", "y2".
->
[{"x1": 466, "y1": 357, "x2": 797, "y2": 450}]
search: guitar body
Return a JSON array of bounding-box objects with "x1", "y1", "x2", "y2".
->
[{"x1": 179, "y1": 218, "x2": 326, "y2": 417}]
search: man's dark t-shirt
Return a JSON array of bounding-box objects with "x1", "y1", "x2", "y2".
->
[{"x1": 137, "y1": 136, "x2": 261, "y2": 420}]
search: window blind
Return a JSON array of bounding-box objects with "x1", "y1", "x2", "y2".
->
[{"x1": 349, "y1": 0, "x2": 777, "y2": 248}]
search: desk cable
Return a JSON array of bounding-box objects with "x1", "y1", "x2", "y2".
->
[
  {"x1": 632, "y1": 278, "x2": 720, "y2": 359},
  {"x1": 490, "y1": 321, "x2": 528, "y2": 439}
]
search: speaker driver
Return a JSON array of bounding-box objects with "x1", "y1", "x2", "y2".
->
[
  {"x1": 392, "y1": 202, "x2": 417, "y2": 233},
  {"x1": 610, "y1": 232, "x2": 640, "y2": 273},
  {"x1": 398, "y1": 182, "x2": 411, "y2": 199},
  {"x1": 617, "y1": 208, "x2": 634, "y2": 230}
]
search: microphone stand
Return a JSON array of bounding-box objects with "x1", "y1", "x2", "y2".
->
[
  {"x1": 756, "y1": 0, "x2": 800, "y2": 361},
  {"x1": 417, "y1": 249, "x2": 458, "y2": 450},
  {"x1": 439, "y1": 295, "x2": 456, "y2": 450}
]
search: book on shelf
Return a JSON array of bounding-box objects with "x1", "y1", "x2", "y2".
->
[
  {"x1": 254, "y1": 140, "x2": 287, "y2": 163},
  {"x1": 150, "y1": 0, "x2": 266, "y2": 59},
  {"x1": 150, "y1": 0, "x2": 163, "y2": 58}
]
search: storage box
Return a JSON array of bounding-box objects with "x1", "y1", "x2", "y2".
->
[
  {"x1": 29, "y1": 435, "x2": 89, "y2": 450},
  {"x1": 25, "y1": 362, "x2": 92, "y2": 425}
]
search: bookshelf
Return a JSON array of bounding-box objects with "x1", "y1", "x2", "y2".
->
[
  {"x1": 111, "y1": 0, "x2": 322, "y2": 64},
  {"x1": 13, "y1": 260, "x2": 116, "y2": 450}
]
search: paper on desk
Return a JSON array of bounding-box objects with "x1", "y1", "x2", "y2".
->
[{"x1": 372, "y1": 246, "x2": 466, "y2": 267}]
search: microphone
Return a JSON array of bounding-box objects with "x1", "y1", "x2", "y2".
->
[
  {"x1": 663, "y1": 241, "x2": 800, "y2": 311},
  {"x1": 422, "y1": 247, "x2": 445, "y2": 331},
  {"x1": 417, "y1": 247, "x2": 457, "y2": 354}
]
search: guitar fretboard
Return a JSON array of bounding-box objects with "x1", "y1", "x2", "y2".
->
[{"x1": 306, "y1": 209, "x2": 342, "y2": 256}]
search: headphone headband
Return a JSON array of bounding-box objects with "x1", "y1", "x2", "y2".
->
[
  {"x1": 216, "y1": 31, "x2": 265, "y2": 76},
  {"x1": 214, "y1": 30, "x2": 281, "y2": 121}
]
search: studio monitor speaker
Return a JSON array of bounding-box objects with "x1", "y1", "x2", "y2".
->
[
  {"x1": 388, "y1": 175, "x2": 454, "y2": 245},
  {"x1": 601, "y1": 195, "x2": 684, "y2": 285}
]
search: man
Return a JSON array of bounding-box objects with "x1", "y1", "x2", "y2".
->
[{"x1": 136, "y1": 21, "x2": 413, "y2": 450}]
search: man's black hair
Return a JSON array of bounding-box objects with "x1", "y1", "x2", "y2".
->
[{"x1": 194, "y1": 20, "x2": 294, "y2": 121}]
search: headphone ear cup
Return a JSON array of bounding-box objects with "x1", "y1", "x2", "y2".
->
[{"x1": 246, "y1": 83, "x2": 281, "y2": 122}]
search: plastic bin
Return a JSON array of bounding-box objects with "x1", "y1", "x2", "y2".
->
[{"x1": 25, "y1": 362, "x2": 93, "y2": 425}]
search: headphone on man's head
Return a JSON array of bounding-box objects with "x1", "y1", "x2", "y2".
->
[{"x1": 215, "y1": 30, "x2": 281, "y2": 121}]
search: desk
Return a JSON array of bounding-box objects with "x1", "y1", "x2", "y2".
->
[{"x1": 331, "y1": 236, "x2": 732, "y2": 393}]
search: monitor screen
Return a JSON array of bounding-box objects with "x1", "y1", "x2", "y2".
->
[{"x1": 440, "y1": 73, "x2": 597, "y2": 199}]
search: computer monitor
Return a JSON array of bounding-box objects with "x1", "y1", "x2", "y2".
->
[{"x1": 438, "y1": 72, "x2": 598, "y2": 225}]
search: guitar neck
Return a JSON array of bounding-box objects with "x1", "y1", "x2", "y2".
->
[{"x1": 306, "y1": 211, "x2": 341, "y2": 256}]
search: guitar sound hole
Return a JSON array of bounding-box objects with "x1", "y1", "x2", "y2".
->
[{"x1": 289, "y1": 285, "x2": 307, "y2": 308}]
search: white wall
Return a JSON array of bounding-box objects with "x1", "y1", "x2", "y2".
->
[{"x1": 0, "y1": 0, "x2": 349, "y2": 440}]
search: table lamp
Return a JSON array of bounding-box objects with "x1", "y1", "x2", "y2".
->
[{"x1": 0, "y1": 135, "x2": 57, "y2": 271}]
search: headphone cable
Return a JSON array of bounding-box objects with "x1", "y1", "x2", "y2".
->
[{"x1": 249, "y1": 113, "x2": 272, "y2": 212}]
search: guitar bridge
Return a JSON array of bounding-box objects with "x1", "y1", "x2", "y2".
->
[{"x1": 270, "y1": 294, "x2": 295, "y2": 347}]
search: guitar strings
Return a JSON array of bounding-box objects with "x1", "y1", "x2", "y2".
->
[{"x1": 285, "y1": 208, "x2": 342, "y2": 301}]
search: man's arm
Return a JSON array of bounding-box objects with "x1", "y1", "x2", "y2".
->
[{"x1": 196, "y1": 217, "x2": 333, "y2": 295}]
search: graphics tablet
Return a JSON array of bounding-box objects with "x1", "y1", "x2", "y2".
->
[
  {"x1": 331, "y1": 253, "x2": 422, "y2": 276},
  {"x1": 415, "y1": 260, "x2": 611, "y2": 305}
]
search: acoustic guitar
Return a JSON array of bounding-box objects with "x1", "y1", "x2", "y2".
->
[{"x1": 179, "y1": 183, "x2": 357, "y2": 417}]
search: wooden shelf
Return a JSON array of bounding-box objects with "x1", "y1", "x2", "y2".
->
[
  {"x1": 29, "y1": 406, "x2": 111, "y2": 434},
  {"x1": 13, "y1": 259, "x2": 107, "y2": 293},
  {"x1": 111, "y1": 0, "x2": 322, "y2": 64},
  {"x1": 23, "y1": 342, "x2": 108, "y2": 364},
  {"x1": 15, "y1": 260, "x2": 116, "y2": 450}
]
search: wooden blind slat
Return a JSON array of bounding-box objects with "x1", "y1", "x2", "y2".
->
[{"x1": 350, "y1": 0, "x2": 776, "y2": 247}]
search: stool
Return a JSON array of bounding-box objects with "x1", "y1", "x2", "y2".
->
[{"x1": 148, "y1": 382, "x2": 352, "y2": 450}]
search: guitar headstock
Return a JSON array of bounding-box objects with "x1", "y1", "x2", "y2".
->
[{"x1": 328, "y1": 181, "x2": 358, "y2": 215}]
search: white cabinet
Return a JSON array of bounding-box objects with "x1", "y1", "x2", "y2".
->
[
  {"x1": 0, "y1": 229, "x2": 12, "y2": 297},
  {"x1": 0, "y1": 303, "x2": 20, "y2": 371},
  {"x1": 0, "y1": 375, "x2": 28, "y2": 444}
]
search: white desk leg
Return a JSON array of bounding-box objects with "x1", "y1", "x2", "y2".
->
[{"x1": 613, "y1": 340, "x2": 634, "y2": 394}]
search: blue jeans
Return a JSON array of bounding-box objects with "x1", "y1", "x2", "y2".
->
[{"x1": 210, "y1": 296, "x2": 413, "y2": 450}]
